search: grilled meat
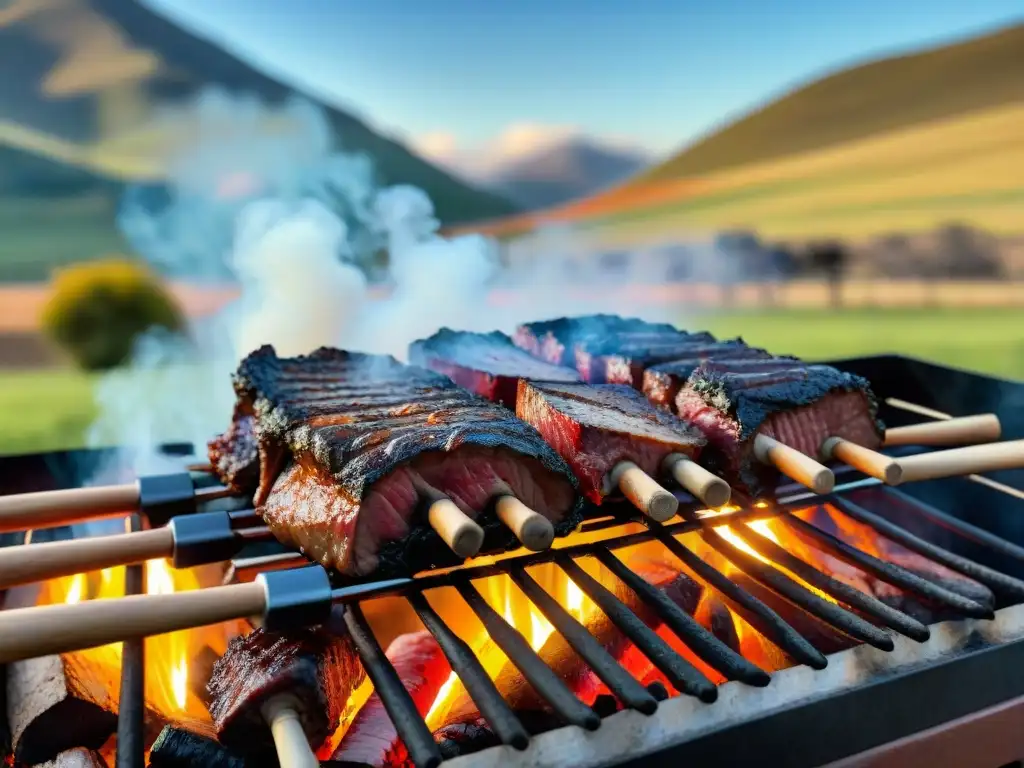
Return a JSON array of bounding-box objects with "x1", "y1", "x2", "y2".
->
[
  {"x1": 207, "y1": 625, "x2": 364, "y2": 758},
  {"x1": 409, "y1": 328, "x2": 581, "y2": 408},
  {"x1": 676, "y1": 361, "x2": 883, "y2": 498},
  {"x1": 330, "y1": 631, "x2": 452, "y2": 767},
  {"x1": 517, "y1": 380, "x2": 704, "y2": 505},
  {"x1": 512, "y1": 314, "x2": 677, "y2": 367},
  {"x1": 573, "y1": 330, "x2": 718, "y2": 385},
  {"x1": 642, "y1": 342, "x2": 778, "y2": 410},
  {"x1": 214, "y1": 345, "x2": 582, "y2": 576},
  {"x1": 207, "y1": 402, "x2": 259, "y2": 494}
]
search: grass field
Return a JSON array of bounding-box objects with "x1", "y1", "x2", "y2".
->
[{"x1": 1, "y1": 307, "x2": 1022, "y2": 457}]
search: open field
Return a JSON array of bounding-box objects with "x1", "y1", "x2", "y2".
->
[
  {"x1": 463, "y1": 102, "x2": 1024, "y2": 244},
  {"x1": 1, "y1": 307, "x2": 1021, "y2": 457}
]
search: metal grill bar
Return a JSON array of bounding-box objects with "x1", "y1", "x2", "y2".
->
[
  {"x1": 881, "y1": 486, "x2": 1024, "y2": 564},
  {"x1": 344, "y1": 604, "x2": 443, "y2": 768},
  {"x1": 556, "y1": 555, "x2": 718, "y2": 703},
  {"x1": 697, "y1": 527, "x2": 895, "y2": 651},
  {"x1": 507, "y1": 566, "x2": 658, "y2": 714},
  {"x1": 592, "y1": 548, "x2": 771, "y2": 686},
  {"x1": 408, "y1": 592, "x2": 530, "y2": 750},
  {"x1": 780, "y1": 510, "x2": 995, "y2": 619},
  {"x1": 115, "y1": 514, "x2": 146, "y2": 768},
  {"x1": 648, "y1": 521, "x2": 829, "y2": 670},
  {"x1": 829, "y1": 496, "x2": 1024, "y2": 601},
  {"x1": 453, "y1": 577, "x2": 601, "y2": 731},
  {"x1": 731, "y1": 522, "x2": 930, "y2": 642}
]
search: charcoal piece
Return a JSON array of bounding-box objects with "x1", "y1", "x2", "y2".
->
[
  {"x1": 409, "y1": 328, "x2": 581, "y2": 408},
  {"x1": 517, "y1": 380, "x2": 704, "y2": 505},
  {"x1": 208, "y1": 625, "x2": 364, "y2": 759},
  {"x1": 188, "y1": 645, "x2": 220, "y2": 710},
  {"x1": 6, "y1": 654, "x2": 118, "y2": 766},
  {"x1": 330, "y1": 631, "x2": 451, "y2": 766},
  {"x1": 210, "y1": 345, "x2": 583, "y2": 577},
  {"x1": 512, "y1": 314, "x2": 678, "y2": 367},
  {"x1": 676, "y1": 361, "x2": 884, "y2": 498},
  {"x1": 39, "y1": 748, "x2": 108, "y2": 767},
  {"x1": 694, "y1": 592, "x2": 742, "y2": 656},
  {"x1": 642, "y1": 344, "x2": 779, "y2": 410},
  {"x1": 434, "y1": 720, "x2": 501, "y2": 760},
  {"x1": 591, "y1": 694, "x2": 619, "y2": 718},
  {"x1": 147, "y1": 726, "x2": 246, "y2": 768}
]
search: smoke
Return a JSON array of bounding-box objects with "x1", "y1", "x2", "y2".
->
[{"x1": 85, "y1": 89, "x2": 686, "y2": 477}]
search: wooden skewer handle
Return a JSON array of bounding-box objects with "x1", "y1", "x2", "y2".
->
[
  {"x1": 0, "y1": 527, "x2": 174, "y2": 590},
  {"x1": 427, "y1": 499, "x2": 485, "y2": 559},
  {"x1": 0, "y1": 581, "x2": 267, "y2": 665},
  {"x1": 0, "y1": 483, "x2": 139, "y2": 534},
  {"x1": 610, "y1": 461, "x2": 679, "y2": 522},
  {"x1": 754, "y1": 434, "x2": 835, "y2": 495},
  {"x1": 495, "y1": 496, "x2": 555, "y2": 552},
  {"x1": 895, "y1": 440, "x2": 1024, "y2": 485},
  {"x1": 821, "y1": 438, "x2": 903, "y2": 485},
  {"x1": 261, "y1": 694, "x2": 320, "y2": 768},
  {"x1": 664, "y1": 453, "x2": 731, "y2": 508},
  {"x1": 884, "y1": 414, "x2": 1001, "y2": 448}
]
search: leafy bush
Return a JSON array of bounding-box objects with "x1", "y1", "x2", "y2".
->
[{"x1": 41, "y1": 258, "x2": 185, "y2": 371}]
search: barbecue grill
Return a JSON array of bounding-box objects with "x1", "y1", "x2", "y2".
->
[{"x1": 2, "y1": 354, "x2": 1024, "y2": 768}]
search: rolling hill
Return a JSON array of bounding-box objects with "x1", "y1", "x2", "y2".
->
[
  {"x1": 485, "y1": 138, "x2": 649, "y2": 210},
  {"x1": 0, "y1": 0, "x2": 516, "y2": 225},
  {"x1": 461, "y1": 21, "x2": 1024, "y2": 244}
]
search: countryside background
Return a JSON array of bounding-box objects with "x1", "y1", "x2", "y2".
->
[{"x1": 1, "y1": 1, "x2": 1023, "y2": 456}]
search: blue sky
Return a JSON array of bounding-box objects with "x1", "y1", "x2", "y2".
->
[{"x1": 146, "y1": 0, "x2": 1023, "y2": 175}]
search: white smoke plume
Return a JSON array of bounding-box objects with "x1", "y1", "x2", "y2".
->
[{"x1": 85, "y1": 89, "x2": 688, "y2": 476}]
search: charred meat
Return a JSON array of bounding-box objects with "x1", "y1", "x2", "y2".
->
[
  {"x1": 676, "y1": 361, "x2": 883, "y2": 498},
  {"x1": 330, "y1": 631, "x2": 452, "y2": 767},
  {"x1": 573, "y1": 329, "x2": 718, "y2": 385},
  {"x1": 409, "y1": 328, "x2": 581, "y2": 408},
  {"x1": 512, "y1": 314, "x2": 677, "y2": 367},
  {"x1": 207, "y1": 625, "x2": 364, "y2": 758},
  {"x1": 642, "y1": 342, "x2": 781, "y2": 410},
  {"x1": 211, "y1": 345, "x2": 582, "y2": 576},
  {"x1": 517, "y1": 380, "x2": 704, "y2": 505}
]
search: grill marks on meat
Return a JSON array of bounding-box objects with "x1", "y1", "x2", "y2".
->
[
  {"x1": 330, "y1": 631, "x2": 451, "y2": 767},
  {"x1": 642, "y1": 341, "x2": 778, "y2": 410},
  {"x1": 207, "y1": 626, "x2": 364, "y2": 758},
  {"x1": 216, "y1": 345, "x2": 582, "y2": 576},
  {"x1": 512, "y1": 314, "x2": 677, "y2": 367},
  {"x1": 677, "y1": 362, "x2": 883, "y2": 498},
  {"x1": 517, "y1": 380, "x2": 704, "y2": 505},
  {"x1": 409, "y1": 328, "x2": 581, "y2": 408},
  {"x1": 573, "y1": 330, "x2": 719, "y2": 386}
]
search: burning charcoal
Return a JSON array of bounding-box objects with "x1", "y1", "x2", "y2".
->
[
  {"x1": 676, "y1": 361, "x2": 883, "y2": 498},
  {"x1": 512, "y1": 315, "x2": 678, "y2": 367},
  {"x1": 148, "y1": 726, "x2": 245, "y2": 768},
  {"x1": 208, "y1": 625, "x2": 365, "y2": 761},
  {"x1": 408, "y1": 329, "x2": 582, "y2": 409},
  {"x1": 209, "y1": 345, "x2": 582, "y2": 576},
  {"x1": 573, "y1": 330, "x2": 720, "y2": 386},
  {"x1": 330, "y1": 631, "x2": 452, "y2": 766},
  {"x1": 517, "y1": 380, "x2": 704, "y2": 511},
  {"x1": 642, "y1": 346, "x2": 781, "y2": 411},
  {"x1": 5, "y1": 654, "x2": 118, "y2": 766},
  {"x1": 38, "y1": 748, "x2": 108, "y2": 768},
  {"x1": 694, "y1": 592, "x2": 742, "y2": 656},
  {"x1": 433, "y1": 720, "x2": 501, "y2": 760}
]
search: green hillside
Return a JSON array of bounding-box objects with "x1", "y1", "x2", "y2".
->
[{"x1": 641, "y1": 22, "x2": 1024, "y2": 182}]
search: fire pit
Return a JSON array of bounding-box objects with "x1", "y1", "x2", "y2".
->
[{"x1": 2, "y1": 354, "x2": 1024, "y2": 768}]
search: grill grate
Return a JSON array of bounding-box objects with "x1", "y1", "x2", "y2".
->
[{"x1": 3, "y1": 355, "x2": 1024, "y2": 768}]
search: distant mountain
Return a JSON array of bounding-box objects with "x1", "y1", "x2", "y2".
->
[
  {"x1": 641, "y1": 21, "x2": 1024, "y2": 182},
  {"x1": 0, "y1": 0, "x2": 516, "y2": 225},
  {"x1": 485, "y1": 138, "x2": 649, "y2": 210}
]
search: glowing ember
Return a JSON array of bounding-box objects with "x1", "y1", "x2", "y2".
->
[{"x1": 37, "y1": 537, "x2": 243, "y2": 725}]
